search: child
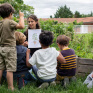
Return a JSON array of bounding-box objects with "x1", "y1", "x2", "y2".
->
[
  {"x1": 83, "y1": 72, "x2": 93, "y2": 88},
  {"x1": 14, "y1": 31, "x2": 36, "y2": 89},
  {"x1": 26, "y1": 31, "x2": 66, "y2": 89},
  {"x1": 56, "y1": 35, "x2": 76, "y2": 87},
  {"x1": 0, "y1": 3, "x2": 24, "y2": 90}
]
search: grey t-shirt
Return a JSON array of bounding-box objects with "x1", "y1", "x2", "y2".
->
[{"x1": 0, "y1": 19, "x2": 17, "y2": 46}]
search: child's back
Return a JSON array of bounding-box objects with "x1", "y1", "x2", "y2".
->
[
  {"x1": 26, "y1": 31, "x2": 66, "y2": 88},
  {"x1": 0, "y1": 3, "x2": 24, "y2": 90},
  {"x1": 0, "y1": 19, "x2": 17, "y2": 46},
  {"x1": 30, "y1": 47, "x2": 60, "y2": 79},
  {"x1": 56, "y1": 35, "x2": 76, "y2": 87},
  {"x1": 16, "y1": 45, "x2": 30, "y2": 72},
  {"x1": 14, "y1": 31, "x2": 36, "y2": 89},
  {"x1": 57, "y1": 48, "x2": 76, "y2": 76}
]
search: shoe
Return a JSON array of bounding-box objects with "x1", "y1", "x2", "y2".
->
[
  {"x1": 50, "y1": 81, "x2": 56, "y2": 86},
  {"x1": 55, "y1": 81, "x2": 61, "y2": 84},
  {"x1": 17, "y1": 77, "x2": 25, "y2": 90},
  {"x1": 38, "y1": 82, "x2": 49, "y2": 89},
  {"x1": 63, "y1": 77, "x2": 69, "y2": 88},
  {"x1": 70, "y1": 76, "x2": 77, "y2": 82}
]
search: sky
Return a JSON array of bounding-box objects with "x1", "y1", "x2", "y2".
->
[{"x1": 23, "y1": 0, "x2": 93, "y2": 18}]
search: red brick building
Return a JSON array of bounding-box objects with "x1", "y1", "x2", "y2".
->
[
  {"x1": 39, "y1": 17, "x2": 93, "y2": 25},
  {"x1": 39, "y1": 17, "x2": 93, "y2": 33}
]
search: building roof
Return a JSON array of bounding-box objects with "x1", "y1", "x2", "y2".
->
[{"x1": 39, "y1": 17, "x2": 93, "y2": 25}]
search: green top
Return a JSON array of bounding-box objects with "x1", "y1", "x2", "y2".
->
[{"x1": 0, "y1": 19, "x2": 17, "y2": 46}]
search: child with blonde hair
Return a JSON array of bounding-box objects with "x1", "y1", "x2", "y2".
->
[{"x1": 14, "y1": 31, "x2": 36, "y2": 89}]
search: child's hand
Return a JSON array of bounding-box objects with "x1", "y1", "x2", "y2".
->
[
  {"x1": 23, "y1": 41, "x2": 28, "y2": 47},
  {"x1": 92, "y1": 74, "x2": 93, "y2": 78},
  {"x1": 19, "y1": 10, "x2": 24, "y2": 17}
]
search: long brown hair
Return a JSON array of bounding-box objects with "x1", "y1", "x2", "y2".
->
[{"x1": 25, "y1": 15, "x2": 40, "y2": 39}]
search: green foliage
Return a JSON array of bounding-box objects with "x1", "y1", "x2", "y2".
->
[
  {"x1": 0, "y1": 17, "x2": 2, "y2": 20},
  {"x1": 0, "y1": 0, "x2": 34, "y2": 18},
  {"x1": 13, "y1": 17, "x2": 19, "y2": 23},
  {"x1": 81, "y1": 11, "x2": 93, "y2": 17},
  {"x1": 89, "y1": 32, "x2": 93, "y2": 48},
  {"x1": 53, "y1": 4, "x2": 93, "y2": 18},
  {"x1": 39, "y1": 19, "x2": 93, "y2": 59},
  {"x1": 54, "y1": 5, "x2": 73, "y2": 18},
  {"x1": 74, "y1": 11, "x2": 81, "y2": 18},
  {"x1": 69, "y1": 34, "x2": 93, "y2": 59},
  {"x1": 73, "y1": 20, "x2": 83, "y2": 25},
  {"x1": 39, "y1": 19, "x2": 74, "y2": 41},
  {"x1": 50, "y1": 15, "x2": 52, "y2": 18}
]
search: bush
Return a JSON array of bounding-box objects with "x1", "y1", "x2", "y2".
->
[{"x1": 39, "y1": 19, "x2": 93, "y2": 59}]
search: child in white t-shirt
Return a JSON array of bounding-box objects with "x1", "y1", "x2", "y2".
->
[{"x1": 26, "y1": 31, "x2": 66, "y2": 88}]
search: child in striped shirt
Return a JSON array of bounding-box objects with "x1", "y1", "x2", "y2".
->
[{"x1": 56, "y1": 35, "x2": 77, "y2": 87}]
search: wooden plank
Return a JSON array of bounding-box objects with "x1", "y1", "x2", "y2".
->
[
  {"x1": 77, "y1": 65, "x2": 93, "y2": 73},
  {"x1": 77, "y1": 73, "x2": 89, "y2": 77},
  {"x1": 76, "y1": 58, "x2": 79, "y2": 75},
  {"x1": 75, "y1": 58, "x2": 93, "y2": 76},
  {"x1": 78, "y1": 58, "x2": 93, "y2": 65}
]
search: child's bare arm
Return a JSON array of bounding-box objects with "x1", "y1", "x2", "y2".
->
[
  {"x1": 26, "y1": 49, "x2": 32, "y2": 67},
  {"x1": 16, "y1": 11, "x2": 24, "y2": 29},
  {"x1": 92, "y1": 73, "x2": 93, "y2": 78},
  {"x1": 57, "y1": 52, "x2": 66, "y2": 63}
]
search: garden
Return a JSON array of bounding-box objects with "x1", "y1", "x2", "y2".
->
[
  {"x1": 0, "y1": 0, "x2": 93, "y2": 92},
  {"x1": 18, "y1": 19, "x2": 93, "y2": 59},
  {"x1": 39, "y1": 19, "x2": 93, "y2": 59},
  {"x1": 0, "y1": 19, "x2": 92, "y2": 93}
]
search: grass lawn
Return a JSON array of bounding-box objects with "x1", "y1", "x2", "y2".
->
[
  {"x1": 0, "y1": 76, "x2": 93, "y2": 93},
  {"x1": 0, "y1": 33, "x2": 92, "y2": 93}
]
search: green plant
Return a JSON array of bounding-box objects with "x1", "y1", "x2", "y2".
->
[{"x1": 39, "y1": 19, "x2": 93, "y2": 59}]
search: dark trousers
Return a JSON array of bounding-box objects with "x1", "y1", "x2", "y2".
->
[{"x1": 3, "y1": 70, "x2": 36, "y2": 89}]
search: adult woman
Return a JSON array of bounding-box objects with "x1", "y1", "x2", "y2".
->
[{"x1": 24, "y1": 15, "x2": 41, "y2": 56}]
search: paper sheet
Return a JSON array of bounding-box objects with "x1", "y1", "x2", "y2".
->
[{"x1": 28, "y1": 29, "x2": 41, "y2": 48}]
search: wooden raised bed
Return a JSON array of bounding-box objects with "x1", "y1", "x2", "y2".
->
[{"x1": 76, "y1": 57, "x2": 93, "y2": 76}]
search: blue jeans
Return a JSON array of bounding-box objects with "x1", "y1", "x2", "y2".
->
[
  {"x1": 13, "y1": 70, "x2": 36, "y2": 89},
  {"x1": 3, "y1": 70, "x2": 36, "y2": 84},
  {"x1": 32, "y1": 65, "x2": 56, "y2": 83}
]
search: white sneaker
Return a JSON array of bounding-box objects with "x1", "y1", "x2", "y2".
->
[
  {"x1": 70, "y1": 76, "x2": 77, "y2": 82},
  {"x1": 55, "y1": 81, "x2": 61, "y2": 84},
  {"x1": 50, "y1": 81, "x2": 56, "y2": 86},
  {"x1": 63, "y1": 77, "x2": 69, "y2": 88},
  {"x1": 38, "y1": 82, "x2": 49, "y2": 89}
]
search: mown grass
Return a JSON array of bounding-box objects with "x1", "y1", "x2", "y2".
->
[{"x1": 0, "y1": 76, "x2": 93, "y2": 93}]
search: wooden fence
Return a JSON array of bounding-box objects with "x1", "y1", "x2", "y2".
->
[{"x1": 76, "y1": 57, "x2": 93, "y2": 76}]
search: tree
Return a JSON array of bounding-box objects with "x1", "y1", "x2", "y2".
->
[
  {"x1": 90, "y1": 11, "x2": 93, "y2": 16},
  {"x1": 50, "y1": 15, "x2": 52, "y2": 18},
  {"x1": 74, "y1": 11, "x2": 81, "y2": 18},
  {"x1": 54, "y1": 5, "x2": 73, "y2": 18},
  {"x1": 0, "y1": 0, "x2": 34, "y2": 18}
]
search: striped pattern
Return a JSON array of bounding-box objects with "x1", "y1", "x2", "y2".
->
[
  {"x1": 59, "y1": 54, "x2": 76, "y2": 69},
  {"x1": 57, "y1": 48, "x2": 76, "y2": 76}
]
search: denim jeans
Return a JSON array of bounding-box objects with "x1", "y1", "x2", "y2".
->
[
  {"x1": 3, "y1": 69, "x2": 36, "y2": 84},
  {"x1": 32, "y1": 65, "x2": 56, "y2": 83}
]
